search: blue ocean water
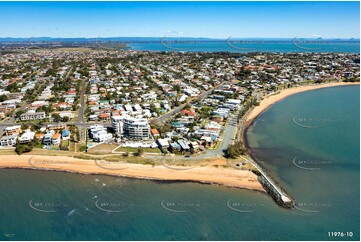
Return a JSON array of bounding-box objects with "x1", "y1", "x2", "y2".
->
[
  {"x1": 0, "y1": 85, "x2": 359, "y2": 241},
  {"x1": 246, "y1": 85, "x2": 360, "y2": 240},
  {"x1": 129, "y1": 41, "x2": 360, "y2": 53}
]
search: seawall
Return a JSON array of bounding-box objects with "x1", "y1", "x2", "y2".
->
[
  {"x1": 258, "y1": 174, "x2": 294, "y2": 208},
  {"x1": 245, "y1": 155, "x2": 295, "y2": 208}
]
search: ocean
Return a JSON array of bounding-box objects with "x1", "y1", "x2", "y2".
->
[
  {"x1": 0, "y1": 85, "x2": 359, "y2": 240},
  {"x1": 128, "y1": 40, "x2": 360, "y2": 53}
]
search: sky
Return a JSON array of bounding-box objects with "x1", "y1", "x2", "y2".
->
[{"x1": 0, "y1": 1, "x2": 359, "y2": 38}]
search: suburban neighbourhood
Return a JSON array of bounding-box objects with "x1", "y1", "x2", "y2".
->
[{"x1": 0, "y1": 49, "x2": 359, "y2": 157}]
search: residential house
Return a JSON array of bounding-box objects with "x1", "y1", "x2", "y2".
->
[
  {"x1": 0, "y1": 135, "x2": 17, "y2": 147},
  {"x1": 20, "y1": 111, "x2": 46, "y2": 121},
  {"x1": 42, "y1": 133, "x2": 53, "y2": 146},
  {"x1": 157, "y1": 138, "x2": 169, "y2": 148},
  {"x1": 61, "y1": 130, "x2": 71, "y2": 140},
  {"x1": 35, "y1": 133, "x2": 45, "y2": 142},
  {"x1": 5, "y1": 125, "x2": 22, "y2": 136},
  {"x1": 18, "y1": 130, "x2": 35, "y2": 144},
  {"x1": 151, "y1": 129, "x2": 160, "y2": 137},
  {"x1": 52, "y1": 133, "x2": 61, "y2": 145},
  {"x1": 178, "y1": 140, "x2": 190, "y2": 152}
]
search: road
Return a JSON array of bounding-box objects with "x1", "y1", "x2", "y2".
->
[
  {"x1": 150, "y1": 81, "x2": 228, "y2": 124},
  {"x1": 153, "y1": 104, "x2": 246, "y2": 160},
  {"x1": 0, "y1": 67, "x2": 73, "y2": 135},
  {"x1": 191, "y1": 113, "x2": 238, "y2": 159},
  {"x1": 0, "y1": 70, "x2": 234, "y2": 158},
  {"x1": 77, "y1": 79, "x2": 87, "y2": 125},
  {"x1": 64, "y1": 66, "x2": 73, "y2": 80},
  {"x1": 0, "y1": 121, "x2": 110, "y2": 128},
  {"x1": 0, "y1": 98, "x2": 30, "y2": 135},
  {"x1": 0, "y1": 113, "x2": 239, "y2": 160},
  {"x1": 146, "y1": 112, "x2": 240, "y2": 161},
  {"x1": 75, "y1": 78, "x2": 88, "y2": 142}
]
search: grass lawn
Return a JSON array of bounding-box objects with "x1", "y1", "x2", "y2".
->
[
  {"x1": 51, "y1": 145, "x2": 60, "y2": 150},
  {"x1": 78, "y1": 145, "x2": 87, "y2": 152},
  {"x1": 61, "y1": 140, "x2": 69, "y2": 146},
  {"x1": 208, "y1": 140, "x2": 221, "y2": 150},
  {"x1": 69, "y1": 141, "x2": 76, "y2": 152},
  {"x1": 114, "y1": 146, "x2": 162, "y2": 154},
  {"x1": 87, "y1": 143, "x2": 118, "y2": 154},
  {"x1": 200, "y1": 119, "x2": 209, "y2": 127}
]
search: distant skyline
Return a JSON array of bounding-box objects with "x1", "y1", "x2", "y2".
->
[{"x1": 0, "y1": 1, "x2": 359, "y2": 38}]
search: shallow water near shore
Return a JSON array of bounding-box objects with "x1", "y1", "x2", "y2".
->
[
  {"x1": 0, "y1": 85, "x2": 359, "y2": 241},
  {"x1": 247, "y1": 85, "x2": 360, "y2": 239}
]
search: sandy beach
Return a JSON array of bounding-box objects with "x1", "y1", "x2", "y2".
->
[
  {"x1": 245, "y1": 82, "x2": 359, "y2": 127},
  {"x1": 0, "y1": 155, "x2": 264, "y2": 192}
]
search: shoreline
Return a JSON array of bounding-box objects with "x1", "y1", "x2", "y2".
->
[
  {"x1": 241, "y1": 81, "x2": 359, "y2": 205},
  {"x1": 0, "y1": 82, "x2": 358, "y2": 200},
  {"x1": 242, "y1": 81, "x2": 360, "y2": 154},
  {"x1": 0, "y1": 154, "x2": 264, "y2": 192},
  {"x1": 244, "y1": 81, "x2": 359, "y2": 128}
]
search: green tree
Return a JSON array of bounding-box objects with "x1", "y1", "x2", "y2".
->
[
  {"x1": 15, "y1": 143, "x2": 33, "y2": 155},
  {"x1": 0, "y1": 94, "x2": 8, "y2": 102},
  {"x1": 20, "y1": 123, "x2": 29, "y2": 130},
  {"x1": 15, "y1": 110, "x2": 26, "y2": 119},
  {"x1": 122, "y1": 152, "x2": 129, "y2": 157},
  {"x1": 135, "y1": 148, "x2": 144, "y2": 157},
  {"x1": 149, "y1": 103, "x2": 157, "y2": 112},
  {"x1": 61, "y1": 116, "x2": 70, "y2": 122},
  {"x1": 52, "y1": 113, "x2": 61, "y2": 122},
  {"x1": 225, "y1": 142, "x2": 246, "y2": 159}
]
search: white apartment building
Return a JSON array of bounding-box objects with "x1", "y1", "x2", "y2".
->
[
  {"x1": 89, "y1": 125, "x2": 107, "y2": 138},
  {"x1": 92, "y1": 130, "x2": 113, "y2": 142},
  {"x1": 112, "y1": 116, "x2": 150, "y2": 139}
]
